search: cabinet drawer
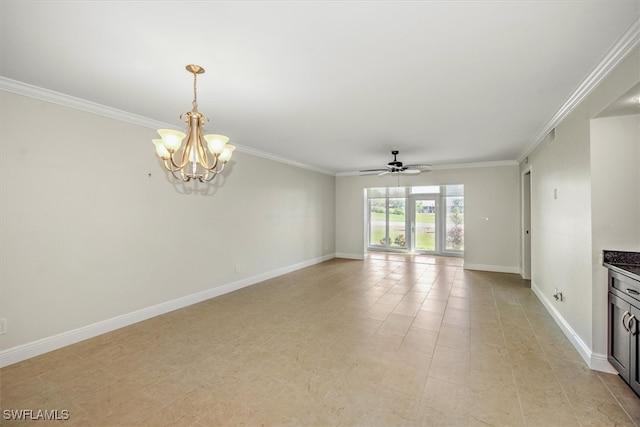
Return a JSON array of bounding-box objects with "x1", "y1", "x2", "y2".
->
[{"x1": 610, "y1": 271, "x2": 640, "y2": 304}]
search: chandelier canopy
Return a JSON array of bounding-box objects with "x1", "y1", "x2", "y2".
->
[{"x1": 152, "y1": 64, "x2": 235, "y2": 182}]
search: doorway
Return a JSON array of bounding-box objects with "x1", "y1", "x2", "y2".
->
[
  {"x1": 411, "y1": 196, "x2": 438, "y2": 253},
  {"x1": 522, "y1": 168, "x2": 532, "y2": 279}
]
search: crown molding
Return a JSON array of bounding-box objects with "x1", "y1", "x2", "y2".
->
[
  {"x1": 518, "y1": 17, "x2": 640, "y2": 163},
  {"x1": 0, "y1": 77, "x2": 169, "y2": 130},
  {"x1": 0, "y1": 76, "x2": 336, "y2": 176},
  {"x1": 335, "y1": 159, "x2": 518, "y2": 176},
  {"x1": 232, "y1": 143, "x2": 336, "y2": 176}
]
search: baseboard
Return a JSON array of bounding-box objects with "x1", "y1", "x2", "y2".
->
[
  {"x1": 335, "y1": 252, "x2": 365, "y2": 260},
  {"x1": 530, "y1": 281, "x2": 617, "y2": 374},
  {"x1": 590, "y1": 352, "x2": 618, "y2": 374},
  {"x1": 0, "y1": 253, "x2": 335, "y2": 368},
  {"x1": 463, "y1": 263, "x2": 520, "y2": 274}
]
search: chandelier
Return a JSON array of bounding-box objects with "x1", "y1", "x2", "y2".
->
[{"x1": 152, "y1": 64, "x2": 235, "y2": 182}]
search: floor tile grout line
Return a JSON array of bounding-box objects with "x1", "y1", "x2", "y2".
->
[
  {"x1": 596, "y1": 373, "x2": 638, "y2": 427},
  {"x1": 515, "y1": 288, "x2": 604, "y2": 427},
  {"x1": 3, "y1": 255, "x2": 637, "y2": 425},
  {"x1": 492, "y1": 278, "x2": 528, "y2": 427}
]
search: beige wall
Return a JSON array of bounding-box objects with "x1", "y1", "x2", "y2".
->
[
  {"x1": 521, "y1": 45, "x2": 640, "y2": 369},
  {"x1": 0, "y1": 91, "x2": 336, "y2": 357},
  {"x1": 591, "y1": 113, "x2": 640, "y2": 357},
  {"x1": 336, "y1": 165, "x2": 521, "y2": 272}
]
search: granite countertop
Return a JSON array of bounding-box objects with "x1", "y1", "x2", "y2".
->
[{"x1": 603, "y1": 250, "x2": 640, "y2": 282}]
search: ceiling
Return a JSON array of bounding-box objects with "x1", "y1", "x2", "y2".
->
[{"x1": 1, "y1": 1, "x2": 639, "y2": 174}]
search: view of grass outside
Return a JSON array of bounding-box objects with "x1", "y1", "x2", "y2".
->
[
  {"x1": 415, "y1": 212, "x2": 435, "y2": 251},
  {"x1": 369, "y1": 198, "x2": 406, "y2": 247},
  {"x1": 370, "y1": 212, "x2": 406, "y2": 247},
  {"x1": 445, "y1": 196, "x2": 464, "y2": 250},
  {"x1": 369, "y1": 198, "x2": 385, "y2": 246},
  {"x1": 367, "y1": 186, "x2": 463, "y2": 253},
  {"x1": 370, "y1": 212, "x2": 435, "y2": 250}
]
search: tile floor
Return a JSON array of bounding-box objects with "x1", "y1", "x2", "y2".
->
[{"x1": 1, "y1": 253, "x2": 639, "y2": 426}]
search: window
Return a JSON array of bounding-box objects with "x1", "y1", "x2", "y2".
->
[
  {"x1": 444, "y1": 185, "x2": 464, "y2": 252},
  {"x1": 366, "y1": 185, "x2": 464, "y2": 255},
  {"x1": 367, "y1": 187, "x2": 409, "y2": 250}
]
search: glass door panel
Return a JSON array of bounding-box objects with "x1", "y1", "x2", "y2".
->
[
  {"x1": 369, "y1": 198, "x2": 386, "y2": 246},
  {"x1": 414, "y1": 199, "x2": 436, "y2": 252},
  {"x1": 445, "y1": 196, "x2": 464, "y2": 251},
  {"x1": 388, "y1": 198, "x2": 406, "y2": 247}
]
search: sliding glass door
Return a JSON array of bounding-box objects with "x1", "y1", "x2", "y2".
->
[
  {"x1": 366, "y1": 185, "x2": 464, "y2": 256},
  {"x1": 413, "y1": 197, "x2": 437, "y2": 253}
]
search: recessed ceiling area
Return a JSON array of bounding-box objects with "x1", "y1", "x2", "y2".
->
[
  {"x1": 596, "y1": 82, "x2": 640, "y2": 118},
  {"x1": 1, "y1": 1, "x2": 639, "y2": 173}
]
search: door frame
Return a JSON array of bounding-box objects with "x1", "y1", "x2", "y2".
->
[
  {"x1": 410, "y1": 194, "x2": 440, "y2": 254},
  {"x1": 521, "y1": 166, "x2": 532, "y2": 280},
  {"x1": 366, "y1": 191, "x2": 409, "y2": 252}
]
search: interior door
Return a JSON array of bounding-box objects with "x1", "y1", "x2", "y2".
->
[{"x1": 412, "y1": 197, "x2": 437, "y2": 253}]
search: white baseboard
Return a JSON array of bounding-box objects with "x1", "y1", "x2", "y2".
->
[
  {"x1": 530, "y1": 281, "x2": 617, "y2": 374},
  {"x1": 463, "y1": 263, "x2": 520, "y2": 274},
  {"x1": 0, "y1": 254, "x2": 335, "y2": 368},
  {"x1": 335, "y1": 252, "x2": 365, "y2": 260},
  {"x1": 590, "y1": 352, "x2": 618, "y2": 374}
]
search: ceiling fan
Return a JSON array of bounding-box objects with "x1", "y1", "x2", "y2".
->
[{"x1": 360, "y1": 150, "x2": 431, "y2": 175}]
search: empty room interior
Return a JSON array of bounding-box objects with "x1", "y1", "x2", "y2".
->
[{"x1": 1, "y1": 1, "x2": 640, "y2": 426}]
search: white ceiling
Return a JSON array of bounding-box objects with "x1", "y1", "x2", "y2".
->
[{"x1": 1, "y1": 1, "x2": 639, "y2": 174}]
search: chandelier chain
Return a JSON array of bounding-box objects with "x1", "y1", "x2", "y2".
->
[{"x1": 192, "y1": 72, "x2": 198, "y2": 111}]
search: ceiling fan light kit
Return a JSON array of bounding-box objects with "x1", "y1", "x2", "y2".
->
[{"x1": 360, "y1": 150, "x2": 431, "y2": 176}]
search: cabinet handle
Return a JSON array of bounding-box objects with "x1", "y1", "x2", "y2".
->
[
  {"x1": 622, "y1": 311, "x2": 630, "y2": 333},
  {"x1": 626, "y1": 288, "x2": 640, "y2": 295},
  {"x1": 628, "y1": 315, "x2": 637, "y2": 336}
]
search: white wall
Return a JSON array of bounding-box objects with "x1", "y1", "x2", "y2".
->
[
  {"x1": 336, "y1": 165, "x2": 521, "y2": 272},
  {"x1": 522, "y1": 45, "x2": 639, "y2": 371},
  {"x1": 590, "y1": 113, "x2": 640, "y2": 358},
  {"x1": 0, "y1": 90, "x2": 336, "y2": 362}
]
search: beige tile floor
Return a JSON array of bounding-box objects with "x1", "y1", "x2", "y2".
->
[{"x1": 1, "y1": 253, "x2": 639, "y2": 426}]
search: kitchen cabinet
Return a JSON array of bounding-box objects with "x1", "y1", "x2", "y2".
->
[{"x1": 608, "y1": 269, "x2": 640, "y2": 396}]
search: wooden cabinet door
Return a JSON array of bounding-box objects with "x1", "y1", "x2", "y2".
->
[
  {"x1": 629, "y1": 304, "x2": 640, "y2": 395},
  {"x1": 609, "y1": 292, "x2": 631, "y2": 381}
]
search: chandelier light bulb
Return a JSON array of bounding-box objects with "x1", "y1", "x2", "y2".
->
[
  {"x1": 219, "y1": 144, "x2": 236, "y2": 163},
  {"x1": 157, "y1": 129, "x2": 186, "y2": 152},
  {"x1": 152, "y1": 139, "x2": 170, "y2": 159},
  {"x1": 204, "y1": 134, "x2": 229, "y2": 155}
]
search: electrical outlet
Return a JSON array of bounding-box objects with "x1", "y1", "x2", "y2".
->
[
  {"x1": 0, "y1": 318, "x2": 7, "y2": 335},
  {"x1": 553, "y1": 289, "x2": 563, "y2": 302}
]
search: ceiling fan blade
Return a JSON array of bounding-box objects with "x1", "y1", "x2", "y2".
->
[
  {"x1": 405, "y1": 163, "x2": 432, "y2": 170},
  {"x1": 378, "y1": 171, "x2": 390, "y2": 176},
  {"x1": 400, "y1": 169, "x2": 421, "y2": 174},
  {"x1": 360, "y1": 169, "x2": 388, "y2": 172}
]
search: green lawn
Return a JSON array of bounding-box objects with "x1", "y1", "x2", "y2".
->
[
  {"x1": 416, "y1": 232, "x2": 435, "y2": 251},
  {"x1": 370, "y1": 212, "x2": 436, "y2": 249},
  {"x1": 371, "y1": 212, "x2": 404, "y2": 223},
  {"x1": 417, "y1": 213, "x2": 435, "y2": 223},
  {"x1": 371, "y1": 212, "x2": 435, "y2": 223},
  {"x1": 370, "y1": 227, "x2": 435, "y2": 250}
]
